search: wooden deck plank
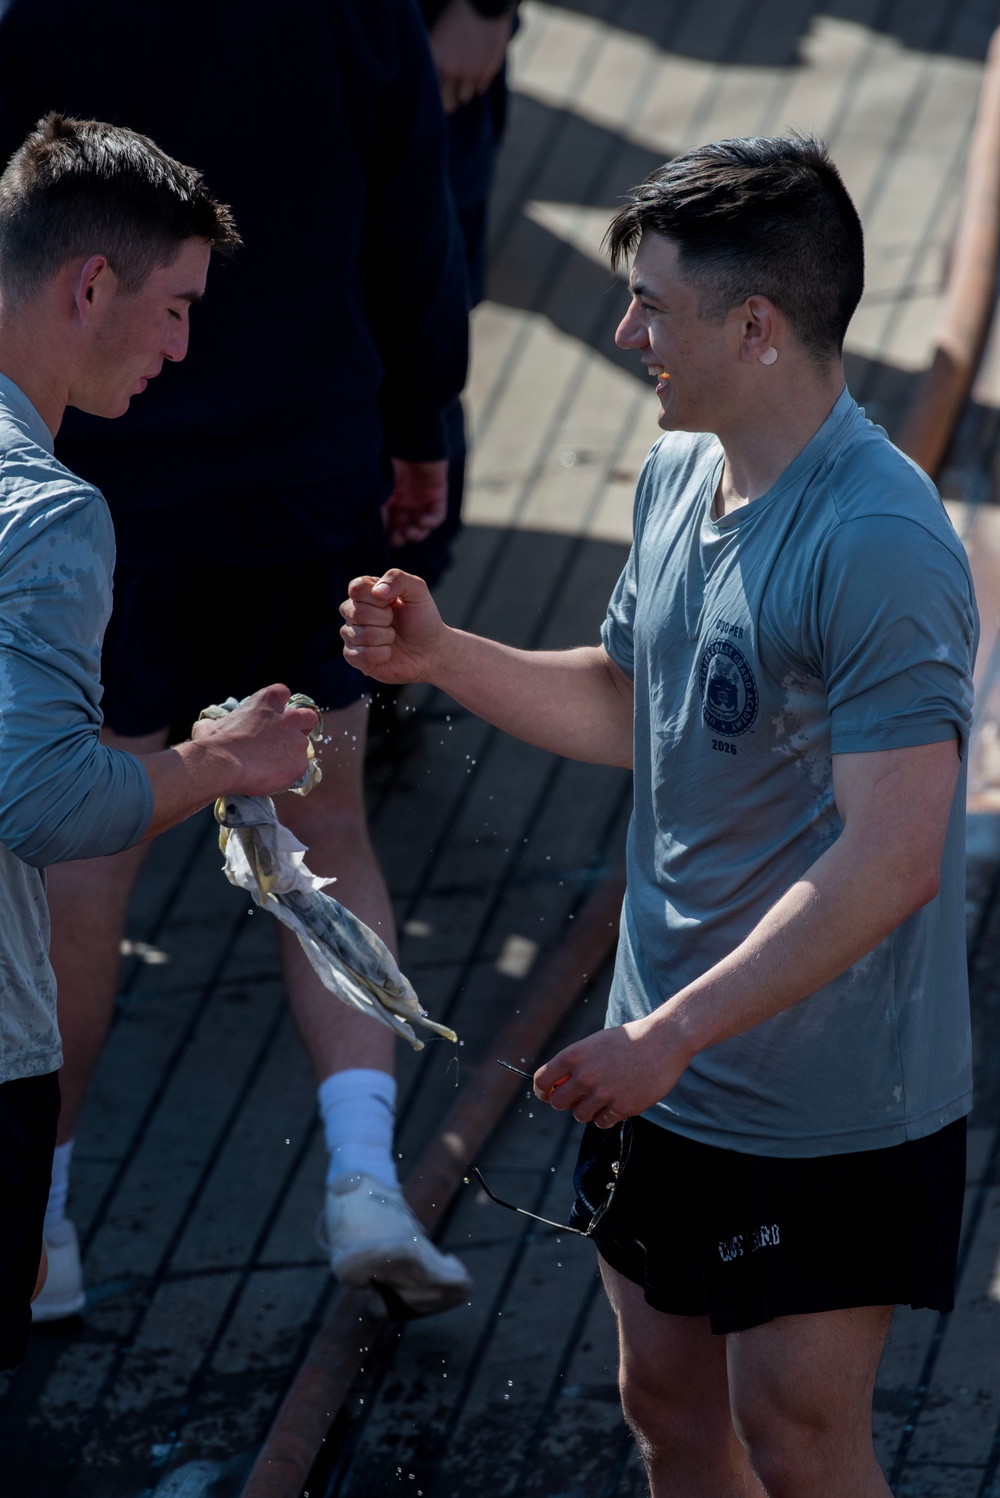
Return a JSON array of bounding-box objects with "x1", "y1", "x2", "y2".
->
[
  {"x1": 773, "y1": 14, "x2": 885, "y2": 138},
  {"x1": 431, "y1": 1234, "x2": 604, "y2": 1496},
  {"x1": 903, "y1": 1188, "x2": 1000, "y2": 1469},
  {"x1": 329, "y1": 980, "x2": 615, "y2": 1497},
  {"x1": 502, "y1": 367, "x2": 640, "y2": 536},
  {"x1": 84, "y1": 976, "x2": 285, "y2": 1284},
  {"x1": 521, "y1": 1284, "x2": 623, "y2": 1498},
  {"x1": 258, "y1": 1133, "x2": 329, "y2": 1268},
  {"x1": 463, "y1": 319, "x2": 588, "y2": 530},
  {"x1": 170, "y1": 1012, "x2": 317, "y2": 1273},
  {"x1": 173, "y1": 1267, "x2": 330, "y2": 1461}
]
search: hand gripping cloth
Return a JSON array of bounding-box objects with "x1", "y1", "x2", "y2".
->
[{"x1": 199, "y1": 697, "x2": 457, "y2": 1051}]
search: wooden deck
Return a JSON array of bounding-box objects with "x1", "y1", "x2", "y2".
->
[{"x1": 3, "y1": 2, "x2": 1000, "y2": 1495}]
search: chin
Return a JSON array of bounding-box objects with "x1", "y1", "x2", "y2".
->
[
  {"x1": 657, "y1": 397, "x2": 700, "y2": 434},
  {"x1": 66, "y1": 395, "x2": 130, "y2": 420}
]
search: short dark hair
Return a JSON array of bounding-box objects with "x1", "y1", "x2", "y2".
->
[
  {"x1": 605, "y1": 135, "x2": 864, "y2": 362},
  {"x1": 0, "y1": 112, "x2": 240, "y2": 310}
]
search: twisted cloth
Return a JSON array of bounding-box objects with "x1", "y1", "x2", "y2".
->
[{"x1": 199, "y1": 698, "x2": 457, "y2": 1051}]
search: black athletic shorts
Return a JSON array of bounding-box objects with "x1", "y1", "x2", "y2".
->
[
  {"x1": 0, "y1": 1071, "x2": 60, "y2": 1369},
  {"x1": 100, "y1": 513, "x2": 390, "y2": 738},
  {"x1": 571, "y1": 1114, "x2": 966, "y2": 1335}
]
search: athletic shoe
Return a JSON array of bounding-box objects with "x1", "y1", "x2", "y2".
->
[
  {"x1": 31, "y1": 1218, "x2": 86, "y2": 1321},
  {"x1": 320, "y1": 1172, "x2": 472, "y2": 1317}
]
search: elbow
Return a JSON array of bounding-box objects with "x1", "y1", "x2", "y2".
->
[
  {"x1": 0, "y1": 761, "x2": 152, "y2": 868},
  {"x1": 0, "y1": 816, "x2": 60, "y2": 868},
  {"x1": 899, "y1": 864, "x2": 941, "y2": 919},
  {"x1": 0, "y1": 796, "x2": 85, "y2": 865}
]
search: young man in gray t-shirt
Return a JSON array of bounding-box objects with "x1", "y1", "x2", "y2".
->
[
  {"x1": 341, "y1": 137, "x2": 974, "y2": 1496},
  {"x1": 0, "y1": 114, "x2": 318, "y2": 1368}
]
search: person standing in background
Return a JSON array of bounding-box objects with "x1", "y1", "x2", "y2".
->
[
  {"x1": 390, "y1": 0, "x2": 516, "y2": 596},
  {"x1": 0, "y1": 0, "x2": 473, "y2": 1324}
]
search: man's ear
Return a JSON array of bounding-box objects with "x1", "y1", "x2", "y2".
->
[
  {"x1": 72, "y1": 254, "x2": 115, "y2": 324},
  {"x1": 741, "y1": 295, "x2": 778, "y2": 364}
]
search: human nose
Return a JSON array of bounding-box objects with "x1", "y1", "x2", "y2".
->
[
  {"x1": 615, "y1": 299, "x2": 648, "y2": 350},
  {"x1": 165, "y1": 315, "x2": 190, "y2": 363}
]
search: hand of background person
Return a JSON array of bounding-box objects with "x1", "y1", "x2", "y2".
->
[
  {"x1": 382, "y1": 457, "x2": 448, "y2": 546},
  {"x1": 534, "y1": 1016, "x2": 692, "y2": 1129},
  {"x1": 340, "y1": 569, "x2": 448, "y2": 684},
  {"x1": 31, "y1": 1241, "x2": 48, "y2": 1302},
  {"x1": 189, "y1": 684, "x2": 318, "y2": 797},
  {"x1": 430, "y1": 0, "x2": 513, "y2": 113}
]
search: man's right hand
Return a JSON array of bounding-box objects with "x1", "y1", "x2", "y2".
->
[
  {"x1": 189, "y1": 684, "x2": 318, "y2": 797},
  {"x1": 340, "y1": 570, "x2": 448, "y2": 684},
  {"x1": 137, "y1": 686, "x2": 319, "y2": 842},
  {"x1": 430, "y1": 0, "x2": 512, "y2": 113}
]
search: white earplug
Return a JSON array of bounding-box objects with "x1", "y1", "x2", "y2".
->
[{"x1": 760, "y1": 347, "x2": 778, "y2": 366}]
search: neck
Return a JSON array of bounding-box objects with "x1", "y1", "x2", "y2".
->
[
  {"x1": 0, "y1": 304, "x2": 71, "y2": 438},
  {"x1": 714, "y1": 360, "x2": 845, "y2": 517}
]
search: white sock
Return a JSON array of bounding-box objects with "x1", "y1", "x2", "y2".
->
[
  {"x1": 45, "y1": 1138, "x2": 75, "y2": 1235},
  {"x1": 318, "y1": 1069, "x2": 399, "y2": 1191}
]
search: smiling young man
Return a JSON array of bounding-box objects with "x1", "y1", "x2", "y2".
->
[
  {"x1": 339, "y1": 136, "x2": 978, "y2": 1495},
  {"x1": 0, "y1": 113, "x2": 317, "y2": 1368}
]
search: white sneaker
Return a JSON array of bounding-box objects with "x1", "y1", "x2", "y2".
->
[
  {"x1": 320, "y1": 1173, "x2": 472, "y2": 1317},
  {"x1": 31, "y1": 1218, "x2": 86, "y2": 1321}
]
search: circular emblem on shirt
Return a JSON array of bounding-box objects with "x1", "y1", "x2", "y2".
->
[{"x1": 699, "y1": 638, "x2": 758, "y2": 737}]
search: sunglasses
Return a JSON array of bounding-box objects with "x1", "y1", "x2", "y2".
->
[{"x1": 468, "y1": 1061, "x2": 631, "y2": 1238}]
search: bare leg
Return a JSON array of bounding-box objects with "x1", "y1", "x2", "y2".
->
[
  {"x1": 49, "y1": 702, "x2": 397, "y2": 1126},
  {"x1": 600, "y1": 1260, "x2": 763, "y2": 1498},
  {"x1": 729, "y1": 1304, "x2": 893, "y2": 1497},
  {"x1": 277, "y1": 699, "x2": 470, "y2": 1311},
  {"x1": 46, "y1": 728, "x2": 168, "y2": 1145},
  {"x1": 274, "y1": 697, "x2": 395, "y2": 1082}
]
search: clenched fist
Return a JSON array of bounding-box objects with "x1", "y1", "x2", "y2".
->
[{"x1": 340, "y1": 569, "x2": 451, "y2": 684}]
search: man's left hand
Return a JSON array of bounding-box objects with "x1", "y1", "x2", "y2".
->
[
  {"x1": 383, "y1": 457, "x2": 448, "y2": 547},
  {"x1": 534, "y1": 1016, "x2": 691, "y2": 1129}
]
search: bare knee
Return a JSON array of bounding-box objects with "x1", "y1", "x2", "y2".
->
[
  {"x1": 734, "y1": 1394, "x2": 878, "y2": 1496},
  {"x1": 619, "y1": 1353, "x2": 730, "y2": 1471},
  {"x1": 620, "y1": 1363, "x2": 689, "y2": 1467},
  {"x1": 735, "y1": 1403, "x2": 825, "y2": 1494}
]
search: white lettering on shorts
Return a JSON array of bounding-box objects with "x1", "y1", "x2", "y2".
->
[{"x1": 718, "y1": 1223, "x2": 781, "y2": 1263}]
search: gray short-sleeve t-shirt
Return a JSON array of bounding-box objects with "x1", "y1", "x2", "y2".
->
[
  {"x1": 0, "y1": 373, "x2": 153, "y2": 1084},
  {"x1": 603, "y1": 388, "x2": 977, "y2": 1157}
]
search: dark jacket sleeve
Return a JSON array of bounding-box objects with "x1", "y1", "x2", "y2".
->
[{"x1": 361, "y1": 0, "x2": 470, "y2": 461}]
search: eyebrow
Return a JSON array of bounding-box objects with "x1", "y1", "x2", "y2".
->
[
  {"x1": 629, "y1": 278, "x2": 661, "y2": 304},
  {"x1": 174, "y1": 289, "x2": 204, "y2": 305}
]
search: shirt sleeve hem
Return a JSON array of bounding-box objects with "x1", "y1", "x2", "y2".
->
[{"x1": 831, "y1": 718, "x2": 962, "y2": 755}]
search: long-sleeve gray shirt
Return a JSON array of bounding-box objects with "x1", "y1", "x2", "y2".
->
[{"x1": 0, "y1": 373, "x2": 153, "y2": 1083}]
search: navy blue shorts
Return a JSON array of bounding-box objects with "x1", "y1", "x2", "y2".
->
[
  {"x1": 0, "y1": 1071, "x2": 60, "y2": 1368},
  {"x1": 572, "y1": 1114, "x2": 966, "y2": 1334},
  {"x1": 100, "y1": 519, "x2": 389, "y2": 738}
]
